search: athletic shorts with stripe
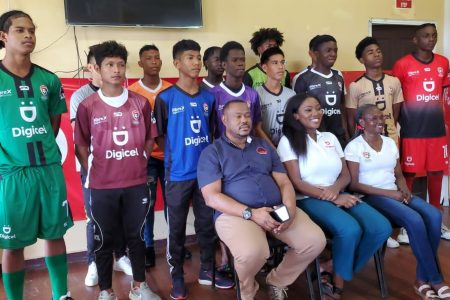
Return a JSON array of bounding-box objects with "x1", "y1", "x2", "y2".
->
[
  {"x1": 401, "y1": 137, "x2": 448, "y2": 173},
  {"x1": 0, "y1": 164, "x2": 74, "y2": 249}
]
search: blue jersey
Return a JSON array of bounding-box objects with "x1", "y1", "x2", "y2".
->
[{"x1": 154, "y1": 85, "x2": 215, "y2": 181}]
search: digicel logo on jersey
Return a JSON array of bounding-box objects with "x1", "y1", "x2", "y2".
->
[
  {"x1": 416, "y1": 79, "x2": 439, "y2": 102},
  {"x1": 12, "y1": 125, "x2": 47, "y2": 138},
  {"x1": 105, "y1": 148, "x2": 139, "y2": 160}
]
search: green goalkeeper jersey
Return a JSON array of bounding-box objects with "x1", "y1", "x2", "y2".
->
[{"x1": 0, "y1": 62, "x2": 67, "y2": 174}]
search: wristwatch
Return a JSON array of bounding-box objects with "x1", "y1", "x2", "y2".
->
[{"x1": 242, "y1": 207, "x2": 252, "y2": 220}]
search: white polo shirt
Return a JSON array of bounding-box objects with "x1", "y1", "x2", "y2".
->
[
  {"x1": 344, "y1": 135, "x2": 398, "y2": 190},
  {"x1": 277, "y1": 131, "x2": 343, "y2": 187}
]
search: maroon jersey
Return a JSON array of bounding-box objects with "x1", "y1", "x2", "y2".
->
[
  {"x1": 392, "y1": 53, "x2": 450, "y2": 138},
  {"x1": 75, "y1": 89, "x2": 157, "y2": 189}
]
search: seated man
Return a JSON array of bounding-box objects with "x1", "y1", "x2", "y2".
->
[{"x1": 197, "y1": 100, "x2": 326, "y2": 300}]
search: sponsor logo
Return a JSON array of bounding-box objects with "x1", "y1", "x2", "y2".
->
[
  {"x1": 113, "y1": 111, "x2": 123, "y2": 117},
  {"x1": 424, "y1": 67, "x2": 431, "y2": 72},
  {"x1": 325, "y1": 81, "x2": 332, "y2": 85},
  {"x1": 19, "y1": 85, "x2": 29, "y2": 91},
  {"x1": 325, "y1": 93, "x2": 337, "y2": 106},
  {"x1": 270, "y1": 127, "x2": 282, "y2": 136},
  {"x1": 416, "y1": 94, "x2": 439, "y2": 102},
  {"x1": 404, "y1": 156, "x2": 415, "y2": 166},
  {"x1": 93, "y1": 116, "x2": 107, "y2": 125},
  {"x1": 276, "y1": 113, "x2": 284, "y2": 125},
  {"x1": 185, "y1": 135, "x2": 209, "y2": 146},
  {"x1": 190, "y1": 102, "x2": 198, "y2": 107},
  {"x1": 142, "y1": 198, "x2": 148, "y2": 204},
  {"x1": 105, "y1": 147, "x2": 139, "y2": 160},
  {"x1": 407, "y1": 70, "x2": 419, "y2": 77},
  {"x1": 112, "y1": 127, "x2": 129, "y2": 146},
  {"x1": 19, "y1": 102, "x2": 37, "y2": 122},
  {"x1": 172, "y1": 106, "x2": 185, "y2": 114},
  {"x1": 309, "y1": 83, "x2": 321, "y2": 90},
  {"x1": 322, "y1": 107, "x2": 341, "y2": 116},
  {"x1": 375, "y1": 83, "x2": 383, "y2": 94},
  {"x1": 0, "y1": 225, "x2": 16, "y2": 240},
  {"x1": 323, "y1": 140, "x2": 335, "y2": 148},
  {"x1": 190, "y1": 116, "x2": 201, "y2": 134},
  {"x1": 363, "y1": 151, "x2": 370, "y2": 159},
  {"x1": 422, "y1": 78, "x2": 435, "y2": 92},
  {"x1": 256, "y1": 147, "x2": 268, "y2": 155},
  {"x1": 0, "y1": 89, "x2": 12, "y2": 97},
  {"x1": 12, "y1": 125, "x2": 47, "y2": 138}
]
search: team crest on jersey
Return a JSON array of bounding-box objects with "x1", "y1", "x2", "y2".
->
[
  {"x1": 203, "y1": 103, "x2": 209, "y2": 113},
  {"x1": 437, "y1": 67, "x2": 444, "y2": 77},
  {"x1": 132, "y1": 110, "x2": 140, "y2": 125},
  {"x1": 40, "y1": 85, "x2": 49, "y2": 101},
  {"x1": 363, "y1": 151, "x2": 370, "y2": 159}
]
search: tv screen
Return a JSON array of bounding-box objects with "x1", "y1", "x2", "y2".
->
[{"x1": 64, "y1": 0, "x2": 203, "y2": 28}]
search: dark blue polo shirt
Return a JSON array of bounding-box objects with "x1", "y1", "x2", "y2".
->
[{"x1": 197, "y1": 135, "x2": 286, "y2": 219}]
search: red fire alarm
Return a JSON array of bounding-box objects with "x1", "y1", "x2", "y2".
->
[{"x1": 396, "y1": 0, "x2": 412, "y2": 8}]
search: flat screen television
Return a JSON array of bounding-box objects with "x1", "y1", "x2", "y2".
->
[{"x1": 64, "y1": 0, "x2": 203, "y2": 28}]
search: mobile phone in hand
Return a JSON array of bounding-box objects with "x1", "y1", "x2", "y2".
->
[{"x1": 269, "y1": 205, "x2": 290, "y2": 223}]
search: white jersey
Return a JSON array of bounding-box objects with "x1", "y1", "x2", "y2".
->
[{"x1": 255, "y1": 85, "x2": 295, "y2": 145}]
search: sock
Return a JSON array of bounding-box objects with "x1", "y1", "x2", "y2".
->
[
  {"x1": 45, "y1": 254, "x2": 69, "y2": 300},
  {"x1": 2, "y1": 270, "x2": 25, "y2": 300},
  {"x1": 403, "y1": 173, "x2": 415, "y2": 192},
  {"x1": 427, "y1": 173, "x2": 443, "y2": 209}
]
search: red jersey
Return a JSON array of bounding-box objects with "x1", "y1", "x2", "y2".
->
[
  {"x1": 75, "y1": 89, "x2": 157, "y2": 189},
  {"x1": 392, "y1": 53, "x2": 450, "y2": 138}
]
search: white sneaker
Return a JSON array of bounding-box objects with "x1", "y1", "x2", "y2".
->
[
  {"x1": 113, "y1": 255, "x2": 133, "y2": 276},
  {"x1": 441, "y1": 224, "x2": 450, "y2": 240},
  {"x1": 397, "y1": 227, "x2": 410, "y2": 244},
  {"x1": 85, "y1": 262, "x2": 99, "y2": 286},
  {"x1": 386, "y1": 237, "x2": 400, "y2": 248},
  {"x1": 98, "y1": 290, "x2": 118, "y2": 300},
  {"x1": 59, "y1": 292, "x2": 73, "y2": 300},
  {"x1": 129, "y1": 282, "x2": 161, "y2": 300}
]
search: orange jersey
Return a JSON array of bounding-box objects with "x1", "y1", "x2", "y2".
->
[{"x1": 129, "y1": 79, "x2": 172, "y2": 160}]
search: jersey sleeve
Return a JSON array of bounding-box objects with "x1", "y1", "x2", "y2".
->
[
  {"x1": 70, "y1": 89, "x2": 84, "y2": 121},
  {"x1": 294, "y1": 75, "x2": 308, "y2": 94},
  {"x1": 346, "y1": 82, "x2": 359, "y2": 109},
  {"x1": 252, "y1": 93, "x2": 262, "y2": 124},
  {"x1": 48, "y1": 76, "x2": 67, "y2": 116},
  {"x1": 277, "y1": 136, "x2": 297, "y2": 162},
  {"x1": 74, "y1": 102, "x2": 91, "y2": 147},
  {"x1": 392, "y1": 76, "x2": 404, "y2": 104},
  {"x1": 154, "y1": 95, "x2": 168, "y2": 135},
  {"x1": 443, "y1": 58, "x2": 450, "y2": 87},
  {"x1": 343, "y1": 139, "x2": 360, "y2": 163},
  {"x1": 197, "y1": 144, "x2": 223, "y2": 189},
  {"x1": 243, "y1": 71, "x2": 254, "y2": 88}
]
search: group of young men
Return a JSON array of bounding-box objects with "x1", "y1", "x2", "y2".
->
[{"x1": 1, "y1": 8, "x2": 449, "y2": 300}]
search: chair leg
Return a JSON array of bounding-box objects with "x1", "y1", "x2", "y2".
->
[
  {"x1": 374, "y1": 247, "x2": 389, "y2": 298},
  {"x1": 315, "y1": 257, "x2": 323, "y2": 300},
  {"x1": 306, "y1": 258, "x2": 322, "y2": 300}
]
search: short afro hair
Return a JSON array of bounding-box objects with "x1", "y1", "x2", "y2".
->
[
  {"x1": 249, "y1": 28, "x2": 284, "y2": 55},
  {"x1": 355, "y1": 37, "x2": 379, "y2": 59}
]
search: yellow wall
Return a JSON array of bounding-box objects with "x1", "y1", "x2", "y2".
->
[
  {"x1": 0, "y1": 0, "x2": 446, "y2": 259},
  {"x1": 1, "y1": 0, "x2": 446, "y2": 79}
]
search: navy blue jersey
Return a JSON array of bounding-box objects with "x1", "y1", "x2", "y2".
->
[
  {"x1": 154, "y1": 85, "x2": 215, "y2": 181},
  {"x1": 294, "y1": 68, "x2": 346, "y2": 144}
]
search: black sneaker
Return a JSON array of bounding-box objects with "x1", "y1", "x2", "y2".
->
[
  {"x1": 198, "y1": 269, "x2": 234, "y2": 289},
  {"x1": 145, "y1": 246, "x2": 156, "y2": 268},
  {"x1": 170, "y1": 277, "x2": 187, "y2": 300}
]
